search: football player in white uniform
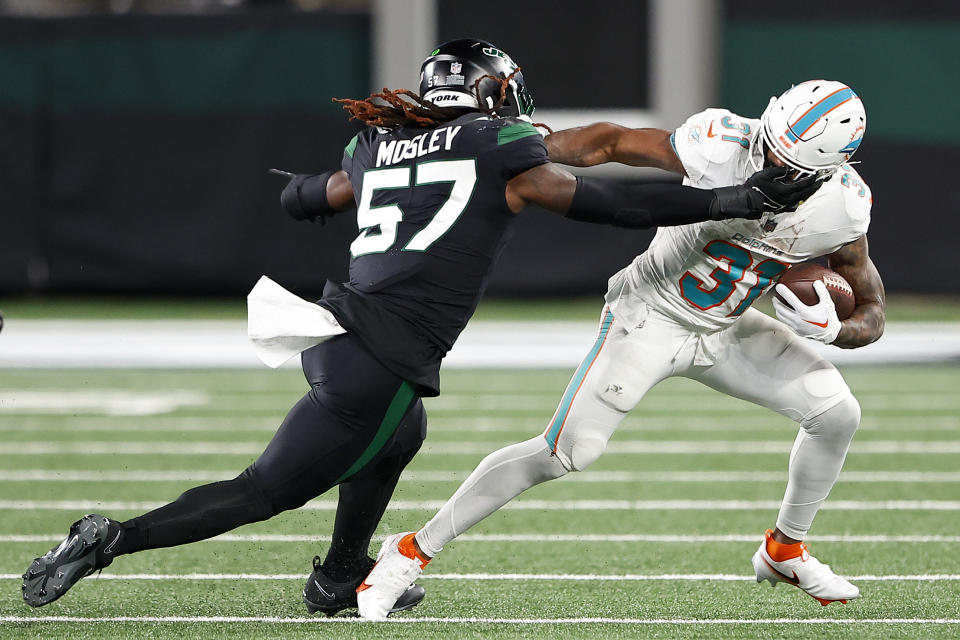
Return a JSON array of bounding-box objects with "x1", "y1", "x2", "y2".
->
[{"x1": 357, "y1": 80, "x2": 885, "y2": 618}]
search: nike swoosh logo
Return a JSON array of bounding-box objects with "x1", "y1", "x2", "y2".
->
[
  {"x1": 707, "y1": 122, "x2": 717, "y2": 138},
  {"x1": 762, "y1": 556, "x2": 800, "y2": 585},
  {"x1": 103, "y1": 530, "x2": 122, "y2": 555},
  {"x1": 356, "y1": 558, "x2": 380, "y2": 593},
  {"x1": 805, "y1": 319, "x2": 830, "y2": 328},
  {"x1": 313, "y1": 580, "x2": 336, "y2": 601}
]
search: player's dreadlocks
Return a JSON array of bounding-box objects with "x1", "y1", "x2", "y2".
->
[{"x1": 334, "y1": 68, "x2": 552, "y2": 133}]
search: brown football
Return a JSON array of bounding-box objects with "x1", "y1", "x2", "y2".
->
[{"x1": 776, "y1": 263, "x2": 856, "y2": 320}]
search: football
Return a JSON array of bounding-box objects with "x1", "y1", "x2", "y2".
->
[{"x1": 776, "y1": 263, "x2": 856, "y2": 320}]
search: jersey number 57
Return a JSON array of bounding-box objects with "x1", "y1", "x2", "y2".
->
[{"x1": 350, "y1": 159, "x2": 477, "y2": 257}]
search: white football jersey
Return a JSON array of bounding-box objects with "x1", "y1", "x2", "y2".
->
[{"x1": 605, "y1": 108, "x2": 872, "y2": 333}]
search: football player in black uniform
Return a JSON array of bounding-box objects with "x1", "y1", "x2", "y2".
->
[{"x1": 22, "y1": 39, "x2": 820, "y2": 616}]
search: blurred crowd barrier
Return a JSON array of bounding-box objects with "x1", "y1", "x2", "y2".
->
[{"x1": 0, "y1": 2, "x2": 955, "y2": 296}]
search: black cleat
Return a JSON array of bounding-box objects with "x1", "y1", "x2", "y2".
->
[
  {"x1": 303, "y1": 555, "x2": 425, "y2": 616},
  {"x1": 22, "y1": 514, "x2": 122, "y2": 607}
]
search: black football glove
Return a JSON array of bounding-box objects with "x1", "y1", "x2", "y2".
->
[
  {"x1": 744, "y1": 165, "x2": 824, "y2": 214},
  {"x1": 271, "y1": 169, "x2": 334, "y2": 224},
  {"x1": 709, "y1": 166, "x2": 824, "y2": 221}
]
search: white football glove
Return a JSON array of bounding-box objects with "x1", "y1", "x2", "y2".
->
[{"x1": 772, "y1": 281, "x2": 842, "y2": 344}]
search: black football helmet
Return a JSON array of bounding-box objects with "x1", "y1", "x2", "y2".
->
[{"x1": 418, "y1": 38, "x2": 534, "y2": 118}]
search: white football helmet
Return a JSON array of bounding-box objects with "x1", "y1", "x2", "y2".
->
[{"x1": 758, "y1": 80, "x2": 866, "y2": 174}]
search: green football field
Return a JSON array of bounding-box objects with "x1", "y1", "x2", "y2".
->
[{"x1": 0, "y1": 364, "x2": 958, "y2": 639}]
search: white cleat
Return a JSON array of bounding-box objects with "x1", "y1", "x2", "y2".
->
[
  {"x1": 752, "y1": 529, "x2": 860, "y2": 606},
  {"x1": 357, "y1": 532, "x2": 427, "y2": 621}
]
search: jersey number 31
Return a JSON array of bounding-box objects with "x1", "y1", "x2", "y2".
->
[
  {"x1": 350, "y1": 159, "x2": 477, "y2": 258},
  {"x1": 679, "y1": 240, "x2": 788, "y2": 316}
]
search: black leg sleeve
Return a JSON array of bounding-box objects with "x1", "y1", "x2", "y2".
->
[
  {"x1": 118, "y1": 335, "x2": 418, "y2": 558},
  {"x1": 118, "y1": 389, "x2": 365, "y2": 554},
  {"x1": 322, "y1": 401, "x2": 426, "y2": 581},
  {"x1": 119, "y1": 467, "x2": 274, "y2": 554}
]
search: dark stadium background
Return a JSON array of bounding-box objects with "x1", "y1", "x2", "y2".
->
[{"x1": 0, "y1": 0, "x2": 954, "y2": 298}]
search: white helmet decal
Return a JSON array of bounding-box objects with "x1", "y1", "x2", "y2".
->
[
  {"x1": 421, "y1": 89, "x2": 480, "y2": 109},
  {"x1": 760, "y1": 80, "x2": 866, "y2": 174}
]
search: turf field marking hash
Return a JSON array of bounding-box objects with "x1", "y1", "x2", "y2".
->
[
  {"x1": 5, "y1": 533, "x2": 960, "y2": 543},
  {"x1": 3, "y1": 470, "x2": 959, "y2": 483},
  {"x1": 2, "y1": 572, "x2": 959, "y2": 581},
  {"x1": 3, "y1": 499, "x2": 960, "y2": 511},
  {"x1": 3, "y1": 439, "x2": 960, "y2": 454}
]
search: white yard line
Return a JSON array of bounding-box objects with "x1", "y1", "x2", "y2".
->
[
  {"x1": 4, "y1": 533, "x2": 959, "y2": 544},
  {"x1": 1, "y1": 615, "x2": 959, "y2": 625},
  {"x1": 0, "y1": 442, "x2": 264, "y2": 455},
  {"x1": 0, "y1": 422, "x2": 281, "y2": 433},
  {"x1": 2, "y1": 499, "x2": 960, "y2": 511},
  {"x1": 425, "y1": 441, "x2": 960, "y2": 454},
  {"x1": 0, "y1": 470, "x2": 237, "y2": 482},
  {"x1": 1, "y1": 572, "x2": 958, "y2": 582},
  {"x1": 441, "y1": 533, "x2": 960, "y2": 543},
  {"x1": 2, "y1": 470, "x2": 959, "y2": 483},
  {"x1": 2, "y1": 440, "x2": 959, "y2": 455},
  {"x1": 0, "y1": 391, "x2": 208, "y2": 416},
  {"x1": 424, "y1": 416, "x2": 960, "y2": 433},
  {"x1": 1, "y1": 416, "x2": 956, "y2": 433},
  {"x1": 424, "y1": 394, "x2": 960, "y2": 412}
]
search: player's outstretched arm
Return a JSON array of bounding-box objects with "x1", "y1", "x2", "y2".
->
[
  {"x1": 826, "y1": 235, "x2": 885, "y2": 349},
  {"x1": 505, "y1": 163, "x2": 820, "y2": 227},
  {"x1": 545, "y1": 124, "x2": 686, "y2": 175},
  {"x1": 275, "y1": 169, "x2": 356, "y2": 223}
]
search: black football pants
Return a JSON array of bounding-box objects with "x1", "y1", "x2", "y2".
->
[{"x1": 117, "y1": 334, "x2": 426, "y2": 567}]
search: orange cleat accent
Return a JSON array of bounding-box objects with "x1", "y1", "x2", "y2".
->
[
  {"x1": 764, "y1": 529, "x2": 807, "y2": 562},
  {"x1": 356, "y1": 577, "x2": 374, "y2": 593},
  {"x1": 397, "y1": 532, "x2": 431, "y2": 568}
]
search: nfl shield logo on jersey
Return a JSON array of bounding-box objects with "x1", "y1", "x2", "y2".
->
[{"x1": 450, "y1": 62, "x2": 462, "y2": 74}]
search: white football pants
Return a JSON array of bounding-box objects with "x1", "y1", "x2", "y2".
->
[{"x1": 416, "y1": 305, "x2": 860, "y2": 556}]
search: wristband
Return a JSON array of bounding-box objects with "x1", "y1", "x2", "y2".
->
[{"x1": 281, "y1": 171, "x2": 335, "y2": 222}]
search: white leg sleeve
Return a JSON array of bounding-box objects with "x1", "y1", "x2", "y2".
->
[
  {"x1": 415, "y1": 436, "x2": 566, "y2": 557},
  {"x1": 776, "y1": 393, "x2": 861, "y2": 539},
  {"x1": 688, "y1": 309, "x2": 861, "y2": 540},
  {"x1": 545, "y1": 307, "x2": 677, "y2": 471},
  {"x1": 417, "y1": 306, "x2": 678, "y2": 557}
]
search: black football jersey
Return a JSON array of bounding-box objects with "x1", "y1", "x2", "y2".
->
[{"x1": 319, "y1": 113, "x2": 548, "y2": 396}]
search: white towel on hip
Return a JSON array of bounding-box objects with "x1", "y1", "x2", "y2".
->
[{"x1": 247, "y1": 275, "x2": 346, "y2": 368}]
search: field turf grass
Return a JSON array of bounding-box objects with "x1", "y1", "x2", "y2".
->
[{"x1": 0, "y1": 364, "x2": 958, "y2": 638}]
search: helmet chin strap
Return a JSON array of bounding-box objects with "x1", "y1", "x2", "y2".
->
[
  {"x1": 751, "y1": 96, "x2": 777, "y2": 174},
  {"x1": 747, "y1": 133, "x2": 767, "y2": 174}
]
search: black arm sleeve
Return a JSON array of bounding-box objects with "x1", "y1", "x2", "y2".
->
[
  {"x1": 280, "y1": 171, "x2": 336, "y2": 222},
  {"x1": 565, "y1": 177, "x2": 764, "y2": 229},
  {"x1": 566, "y1": 176, "x2": 714, "y2": 229}
]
